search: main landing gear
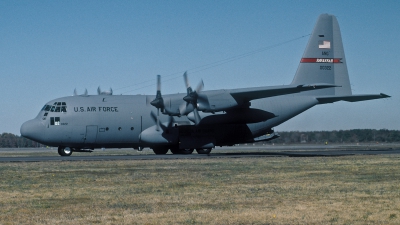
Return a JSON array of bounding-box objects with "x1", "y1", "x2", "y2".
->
[
  {"x1": 152, "y1": 147, "x2": 169, "y2": 155},
  {"x1": 57, "y1": 146, "x2": 94, "y2": 156},
  {"x1": 196, "y1": 148, "x2": 212, "y2": 154},
  {"x1": 58, "y1": 146, "x2": 73, "y2": 156},
  {"x1": 152, "y1": 147, "x2": 212, "y2": 155}
]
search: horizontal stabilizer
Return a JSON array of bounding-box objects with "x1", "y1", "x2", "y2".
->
[
  {"x1": 231, "y1": 83, "x2": 337, "y2": 102},
  {"x1": 317, "y1": 93, "x2": 390, "y2": 104}
]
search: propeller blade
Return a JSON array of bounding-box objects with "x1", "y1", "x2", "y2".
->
[
  {"x1": 73, "y1": 88, "x2": 78, "y2": 96},
  {"x1": 183, "y1": 71, "x2": 190, "y2": 89},
  {"x1": 150, "y1": 75, "x2": 164, "y2": 109},
  {"x1": 157, "y1": 74, "x2": 161, "y2": 92},
  {"x1": 179, "y1": 102, "x2": 187, "y2": 115},
  {"x1": 150, "y1": 110, "x2": 167, "y2": 131},
  {"x1": 150, "y1": 110, "x2": 161, "y2": 131},
  {"x1": 196, "y1": 80, "x2": 204, "y2": 93},
  {"x1": 156, "y1": 108, "x2": 160, "y2": 131},
  {"x1": 193, "y1": 108, "x2": 201, "y2": 125},
  {"x1": 146, "y1": 96, "x2": 152, "y2": 106},
  {"x1": 179, "y1": 102, "x2": 195, "y2": 115},
  {"x1": 97, "y1": 86, "x2": 101, "y2": 95},
  {"x1": 150, "y1": 110, "x2": 157, "y2": 123},
  {"x1": 167, "y1": 115, "x2": 175, "y2": 128}
]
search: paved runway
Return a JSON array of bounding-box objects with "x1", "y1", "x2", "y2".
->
[{"x1": 1, "y1": 145, "x2": 400, "y2": 162}]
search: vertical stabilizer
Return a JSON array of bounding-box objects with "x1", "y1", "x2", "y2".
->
[{"x1": 291, "y1": 14, "x2": 352, "y2": 96}]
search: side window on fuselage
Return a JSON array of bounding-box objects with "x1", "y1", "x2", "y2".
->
[{"x1": 50, "y1": 117, "x2": 61, "y2": 125}]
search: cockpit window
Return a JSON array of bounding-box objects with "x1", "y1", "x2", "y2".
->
[{"x1": 43, "y1": 102, "x2": 67, "y2": 112}]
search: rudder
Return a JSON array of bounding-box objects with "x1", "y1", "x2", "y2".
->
[{"x1": 291, "y1": 14, "x2": 352, "y2": 96}]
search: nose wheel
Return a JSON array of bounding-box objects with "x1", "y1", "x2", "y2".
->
[{"x1": 58, "y1": 146, "x2": 73, "y2": 156}]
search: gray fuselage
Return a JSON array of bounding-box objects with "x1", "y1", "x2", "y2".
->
[{"x1": 21, "y1": 93, "x2": 318, "y2": 149}]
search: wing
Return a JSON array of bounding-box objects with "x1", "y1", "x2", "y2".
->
[
  {"x1": 195, "y1": 83, "x2": 338, "y2": 113},
  {"x1": 230, "y1": 83, "x2": 338, "y2": 102}
]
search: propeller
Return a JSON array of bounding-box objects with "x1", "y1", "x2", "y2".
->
[
  {"x1": 150, "y1": 110, "x2": 175, "y2": 132},
  {"x1": 97, "y1": 86, "x2": 113, "y2": 95},
  {"x1": 74, "y1": 89, "x2": 88, "y2": 96},
  {"x1": 179, "y1": 71, "x2": 203, "y2": 124},
  {"x1": 150, "y1": 111, "x2": 162, "y2": 131},
  {"x1": 150, "y1": 75, "x2": 164, "y2": 131},
  {"x1": 150, "y1": 75, "x2": 164, "y2": 108}
]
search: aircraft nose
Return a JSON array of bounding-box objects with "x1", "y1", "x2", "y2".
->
[{"x1": 20, "y1": 119, "x2": 44, "y2": 142}]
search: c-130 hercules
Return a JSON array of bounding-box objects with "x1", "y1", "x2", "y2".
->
[{"x1": 21, "y1": 14, "x2": 389, "y2": 156}]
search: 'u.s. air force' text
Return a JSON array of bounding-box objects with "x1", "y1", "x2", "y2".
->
[{"x1": 74, "y1": 107, "x2": 119, "y2": 112}]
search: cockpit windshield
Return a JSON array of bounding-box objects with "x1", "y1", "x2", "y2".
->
[{"x1": 42, "y1": 102, "x2": 67, "y2": 112}]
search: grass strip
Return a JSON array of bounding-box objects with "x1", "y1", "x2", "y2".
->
[{"x1": 0, "y1": 155, "x2": 399, "y2": 224}]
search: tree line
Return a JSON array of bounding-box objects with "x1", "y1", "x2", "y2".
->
[
  {"x1": 270, "y1": 129, "x2": 400, "y2": 144},
  {"x1": 0, "y1": 133, "x2": 44, "y2": 148},
  {"x1": 1, "y1": 129, "x2": 400, "y2": 148}
]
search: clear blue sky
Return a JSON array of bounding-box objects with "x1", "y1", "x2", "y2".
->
[{"x1": 1, "y1": 0, "x2": 399, "y2": 135}]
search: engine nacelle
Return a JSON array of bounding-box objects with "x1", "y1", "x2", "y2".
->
[
  {"x1": 197, "y1": 90, "x2": 239, "y2": 112},
  {"x1": 139, "y1": 125, "x2": 179, "y2": 147}
]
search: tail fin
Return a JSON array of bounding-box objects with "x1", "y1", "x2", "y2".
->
[{"x1": 291, "y1": 14, "x2": 352, "y2": 96}]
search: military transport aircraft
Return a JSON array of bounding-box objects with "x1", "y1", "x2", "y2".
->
[{"x1": 20, "y1": 14, "x2": 389, "y2": 156}]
